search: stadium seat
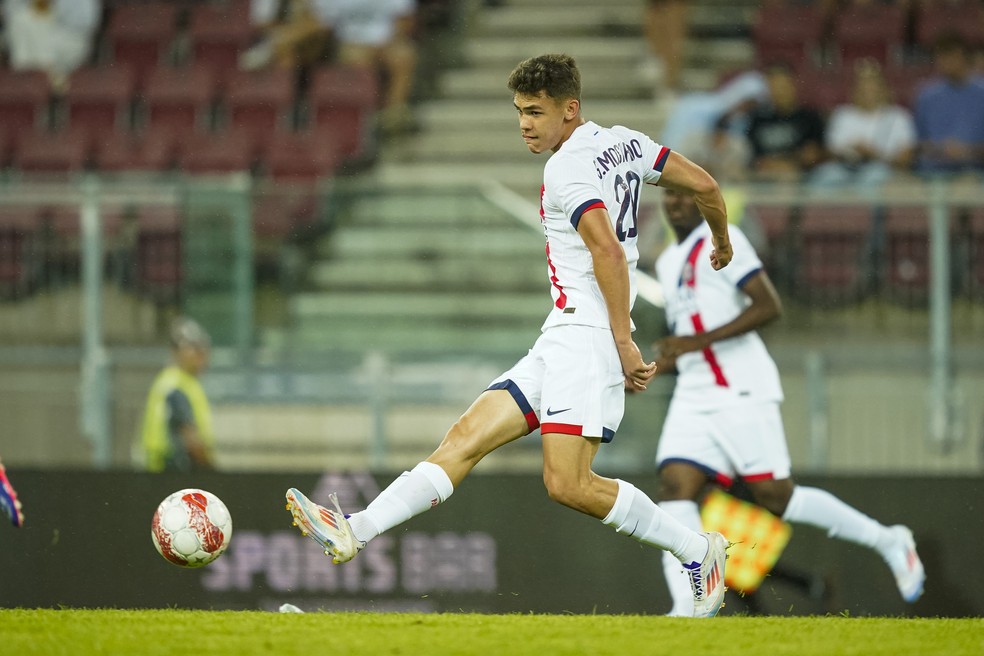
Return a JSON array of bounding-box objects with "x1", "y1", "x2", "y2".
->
[
  {"x1": 223, "y1": 68, "x2": 296, "y2": 147},
  {"x1": 0, "y1": 69, "x2": 51, "y2": 152},
  {"x1": 141, "y1": 65, "x2": 218, "y2": 137},
  {"x1": 263, "y1": 129, "x2": 344, "y2": 182},
  {"x1": 916, "y1": 0, "x2": 984, "y2": 49},
  {"x1": 794, "y1": 65, "x2": 850, "y2": 114},
  {"x1": 0, "y1": 207, "x2": 43, "y2": 298},
  {"x1": 64, "y1": 65, "x2": 137, "y2": 134},
  {"x1": 105, "y1": 2, "x2": 180, "y2": 80},
  {"x1": 884, "y1": 64, "x2": 936, "y2": 108},
  {"x1": 309, "y1": 65, "x2": 379, "y2": 159},
  {"x1": 746, "y1": 204, "x2": 792, "y2": 289},
  {"x1": 188, "y1": 0, "x2": 256, "y2": 75},
  {"x1": 967, "y1": 209, "x2": 984, "y2": 298},
  {"x1": 883, "y1": 207, "x2": 932, "y2": 305},
  {"x1": 796, "y1": 205, "x2": 875, "y2": 304},
  {"x1": 136, "y1": 206, "x2": 183, "y2": 303},
  {"x1": 15, "y1": 130, "x2": 91, "y2": 174},
  {"x1": 831, "y1": 3, "x2": 906, "y2": 69},
  {"x1": 751, "y1": 4, "x2": 826, "y2": 68},
  {"x1": 179, "y1": 129, "x2": 257, "y2": 174},
  {"x1": 94, "y1": 129, "x2": 178, "y2": 172}
]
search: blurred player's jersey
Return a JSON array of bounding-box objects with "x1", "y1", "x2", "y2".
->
[
  {"x1": 539, "y1": 121, "x2": 669, "y2": 331},
  {"x1": 655, "y1": 222, "x2": 783, "y2": 408}
]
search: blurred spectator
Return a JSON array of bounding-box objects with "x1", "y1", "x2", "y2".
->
[
  {"x1": 138, "y1": 317, "x2": 216, "y2": 473},
  {"x1": 914, "y1": 33, "x2": 984, "y2": 174},
  {"x1": 243, "y1": 0, "x2": 418, "y2": 134},
  {"x1": 745, "y1": 63, "x2": 826, "y2": 181},
  {"x1": 811, "y1": 59, "x2": 916, "y2": 187},
  {"x1": 0, "y1": 456, "x2": 25, "y2": 528},
  {"x1": 661, "y1": 70, "x2": 768, "y2": 182},
  {"x1": 2, "y1": 0, "x2": 100, "y2": 90},
  {"x1": 640, "y1": 0, "x2": 689, "y2": 95}
]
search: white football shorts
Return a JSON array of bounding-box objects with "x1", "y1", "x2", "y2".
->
[
  {"x1": 487, "y1": 324, "x2": 625, "y2": 442},
  {"x1": 655, "y1": 399, "x2": 792, "y2": 485}
]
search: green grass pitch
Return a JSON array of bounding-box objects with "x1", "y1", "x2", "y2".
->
[{"x1": 2, "y1": 609, "x2": 981, "y2": 655}]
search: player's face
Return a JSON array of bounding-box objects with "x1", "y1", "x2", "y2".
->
[
  {"x1": 513, "y1": 92, "x2": 578, "y2": 154},
  {"x1": 662, "y1": 188, "x2": 703, "y2": 235}
]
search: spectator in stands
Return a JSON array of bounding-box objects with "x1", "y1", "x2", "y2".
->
[
  {"x1": 914, "y1": 33, "x2": 984, "y2": 174},
  {"x1": 138, "y1": 317, "x2": 216, "y2": 473},
  {"x1": 2, "y1": 0, "x2": 100, "y2": 90},
  {"x1": 745, "y1": 63, "x2": 826, "y2": 181},
  {"x1": 811, "y1": 59, "x2": 916, "y2": 187},
  {"x1": 244, "y1": 0, "x2": 419, "y2": 135},
  {"x1": 639, "y1": 0, "x2": 689, "y2": 97},
  {"x1": 243, "y1": 0, "x2": 336, "y2": 70},
  {"x1": 0, "y1": 456, "x2": 25, "y2": 528}
]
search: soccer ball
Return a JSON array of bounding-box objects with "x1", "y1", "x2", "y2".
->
[{"x1": 151, "y1": 488, "x2": 232, "y2": 567}]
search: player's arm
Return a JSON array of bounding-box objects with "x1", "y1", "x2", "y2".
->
[
  {"x1": 656, "y1": 151, "x2": 732, "y2": 270},
  {"x1": 166, "y1": 390, "x2": 214, "y2": 469},
  {"x1": 578, "y1": 208, "x2": 657, "y2": 391},
  {"x1": 658, "y1": 270, "x2": 782, "y2": 357}
]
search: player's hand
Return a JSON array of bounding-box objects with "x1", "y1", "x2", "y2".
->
[
  {"x1": 617, "y1": 340, "x2": 657, "y2": 392},
  {"x1": 709, "y1": 234, "x2": 733, "y2": 270}
]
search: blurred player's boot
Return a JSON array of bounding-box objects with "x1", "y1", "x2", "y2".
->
[
  {"x1": 882, "y1": 525, "x2": 925, "y2": 602},
  {"x1": 0, "y1": 464, "x2": 24, "y2": 528},
  {"x1": 285, "y1": 488, "x2": 365, "y2": 564},
  {"x1": 683, "y1": 531, "x2": 728, "y2": 617}
]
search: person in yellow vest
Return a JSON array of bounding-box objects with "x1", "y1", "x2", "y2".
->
[{"x1": 140, "y1": 317, "x2": 216, "y2": 472}]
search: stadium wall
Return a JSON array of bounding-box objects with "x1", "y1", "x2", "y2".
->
[{"x1": 0, "y1": 471, "x2": 980, "y2": 617}]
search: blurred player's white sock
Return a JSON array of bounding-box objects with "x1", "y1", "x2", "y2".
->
[
  {"x1": 602, "y1": 479, "x2": 708, "y2": 564},
  {"x1": 347, "y1": 461, "x2": 453, "y2": 543},
  {"x1": 782, "y1": 485, "x2": 889, "y2": 549},
  {"x1": 659, "y1": 500, "x2": 702, "y2": 616}
]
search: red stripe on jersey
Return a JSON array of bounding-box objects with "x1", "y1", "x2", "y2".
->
[
  {"x1": 653, "y1": 146, "x2": 670, "y2": 173},
  {"x1": 545, "y1": 241, "x2": 567, "y2": 310},
  {"x1": 681, "y1": 237, "x2": 729, "y2": 388},
  {"x1": 743, "y1": 472, "x2": 776, "y2": 483},
  {"x1": 539, "y1": 185, "x2": 546, "y2": 223},
  {"x1": 540, "y1": 422, "x2": 583, "y2": 436}
]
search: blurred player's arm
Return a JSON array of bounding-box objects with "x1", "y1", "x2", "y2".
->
[
  {"x1": 579, "y1": 207, "x2": 656, "y2": 391},
  {"x1": 657, "y1": 151, "x2": 732, "y2": 270},
  {"x1": 167, "y1": 390, "x2": 215, "y2": 469},
  {"x1": 657, "y1": 270, "x2": 782, "y2": 358}
]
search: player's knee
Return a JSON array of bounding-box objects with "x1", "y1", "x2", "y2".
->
[
  {"x1": 542, "y1": 470, "x2": 584, "y2": 509},
  {"x1": 750, "y1": 480, "x2": 794, "y2": 516}
]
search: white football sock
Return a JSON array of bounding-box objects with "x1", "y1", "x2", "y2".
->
[
  {"x1": 782, "y1": 485, "x2": 892, "y2": 553},
  {"x1": 347, "y1": 461, "x2": 454, "y2": 543},
  {"x1": 659, "y1": 500, "x2": 703, "y2": 617},
  {"x1": 602, "y1": 479, "x2": 708, "y2": 564}
]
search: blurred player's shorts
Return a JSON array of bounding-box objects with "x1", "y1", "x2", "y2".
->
[{"x1": 700, "y1": 488, "x2": 792, "y2": 594}]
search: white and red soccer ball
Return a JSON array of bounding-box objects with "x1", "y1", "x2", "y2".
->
[{"x1": 151, "y1": 488, "x2": 232, "y2": 567}]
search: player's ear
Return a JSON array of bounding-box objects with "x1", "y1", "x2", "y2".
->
[{"x1": 564, "y1": 98, "x2": 579, "y2": 120}]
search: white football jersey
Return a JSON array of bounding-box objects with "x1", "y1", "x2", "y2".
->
[
  {"x1": 539, "y1": 120, "x2": 670, "y2": 331},
  {"x1": 655, "y1": 221, "x2": 783, "y2": 408}
]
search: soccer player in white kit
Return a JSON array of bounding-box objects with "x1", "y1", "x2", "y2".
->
[
  {"x1": 284, "y1": 54, "x2": 733, "y2": 617},
  {"x1": 652, "y1": 187, "x2": 927, "y2": 616}
]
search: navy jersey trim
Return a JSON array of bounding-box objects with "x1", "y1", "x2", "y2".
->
[
  {"x1": 570, "y1": 198, "x2": 606, "y2": 230},
  {"x1": 736, "y1": 267, "x2": 762, "y2": 289}
]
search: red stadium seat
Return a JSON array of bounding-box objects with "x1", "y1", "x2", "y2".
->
[
  {"x1": 105, "y1": 2, "x2": 180, "y2": 80},
  {"x1": 223, "y1": 68, "x2": 296, "y2": 146},
  {"x1": 64, "y1": 66, "x2": 137, "y2": 134},
  {"x1": 16, "y1": 130, "x2": 91, "y2": 174},
  {"x1": 796, "y1": 205, "x2": 874, "y2": 304},
  {"x1": 179, "y1": 129, "x2": 257, "y2": 174},
  {"x1": 94, "y1": 128, "x2": 178, "y2": 172},
  {"x1": 916, "y1": 0, "x2": 984, "y2": 49},
  {"x1": 0, "y1": 70, "x2": 50, "y2": 152},
  {"x1": 188, "y1": 0, "x2": 257, "y2": 75},
  {"x1": 142, "y1": 65, "x2": 217, "y2": 136},
  {"x1": 136, "y1": 206, "x2": 183, "y2": 303},
  {"x1": 751, "y1": 4, "x2": 826, "y2": 68},
  {"x1": 883, "y1": 207, "x2": 932, "y2": 305},
  {"x1": 309, "y1": 66, "x2": 379, "y2": 159},
  {"x1": 832, "y1": 3, "x2": 906, "y2": 69},
  {"x1": 0, "y1": 206, "x2": 43, "y2": 298},
  {"x1": 263, "y1": 129, "x2": 344, "y2": 182}
]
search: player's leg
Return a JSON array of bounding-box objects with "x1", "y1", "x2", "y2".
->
[
  {"x1": 0, "y1": 458, "x2": 24, "y2": 528},
  {"x1": 657, "y1": 461, "x2": 710, "y2": 616},
  {"x1": 727, "y1": 403, "x2": 926, "y2": 602},
  {"x1": 286, "y1": 389, "x2": 529, "y2": 563},
  {"x1": 654, "y1": 405, "x2": 730, "y2": 616}
]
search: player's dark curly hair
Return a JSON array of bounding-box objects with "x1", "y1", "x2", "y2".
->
[{"x1": 507, "y1": 54, "x2": 581, "y2": 101}]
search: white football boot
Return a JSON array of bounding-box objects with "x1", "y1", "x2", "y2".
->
[
  {"x1": 883, "y1": 525, "x2": 925, "y2": 602},
  {"x1": 285, "y1": 488, "x2": 365, "y2": 564},
  {"x1": 683, "y1": 531, "x2": 729, "y2": 618}
]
